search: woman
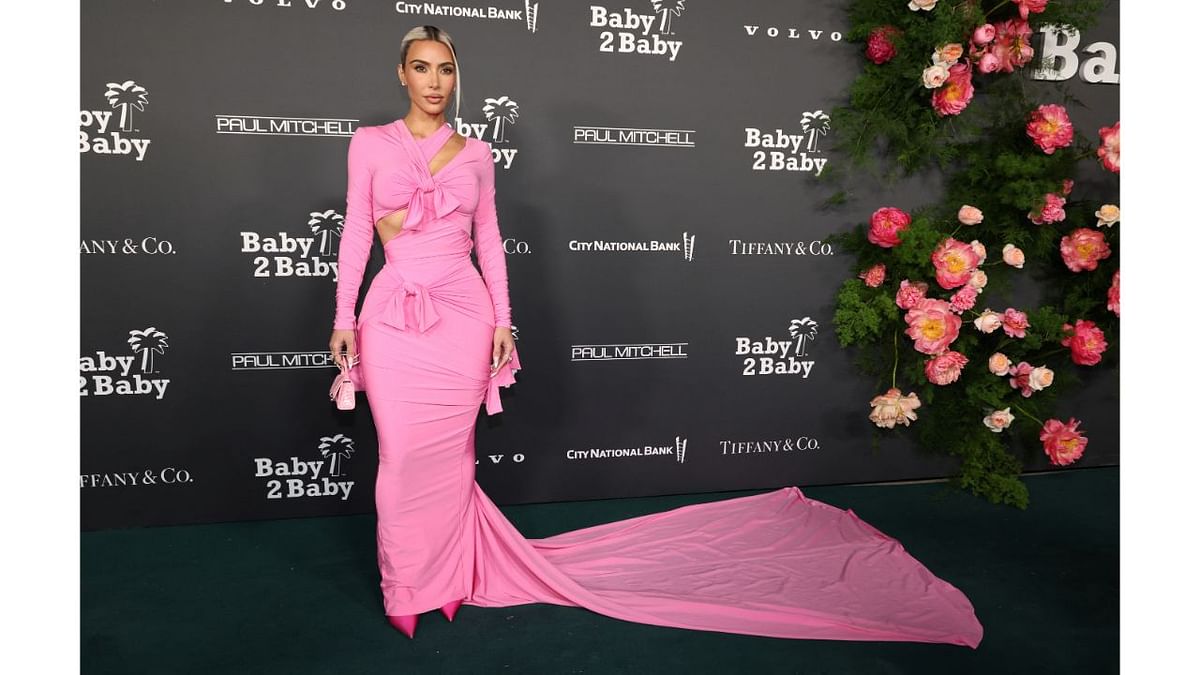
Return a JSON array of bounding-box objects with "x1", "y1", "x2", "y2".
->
[{"x1": 330, "y1": 26, "x2": 984, "y2": 647}]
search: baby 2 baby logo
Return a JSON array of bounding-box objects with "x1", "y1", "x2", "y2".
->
[
  {"x1": 745, "y1": 110, "x2": 831, "y2": 176},
  {"x1": 736, "y1": 317, "x2": 818, "y2": 377},
  {"x1": 240, "y1": 210, "x2": 342, "y2": 281},
  {"x1": 452, "y1": 94, "x2": 522, "y2": 169},
  {"x1": 589, "y1": 2, "x2": 687, "y2": 62},
  {"x1": 80, "y1": 327, "x2": 171, "y2": 400},
  {"x1": 254, "y1": 434, "x2": 356, "y2": 501},
  {"x1": 80, "y1": 80, "x2": 152, "y2": 161}
]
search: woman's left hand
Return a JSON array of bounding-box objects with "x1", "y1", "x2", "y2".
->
[{"x1": 490, "y1": 326, "x2": 514, "y2": 377}]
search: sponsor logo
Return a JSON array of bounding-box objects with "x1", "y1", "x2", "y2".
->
[
  {"x1": 80, "y1": 80, "x2": 153, "y2": 161},
  {"x1": 80, "y1": 237, "x2": 177, "y2": 255},
  {"x1": 80, "y1": 327, "x2": 171, "y2": 400},
  {"x1": 240, "y1": 210, "x2": 342, "y2": 281},
  {"x1": 572, "y1": 125, "x2": 695, "y2": 148},
  {"x1": 589, "y1": 2, "x2": 686, "y2": 62},
  {"x1": 569, "y1": 232, "x2": 695, "y2": 260},
  {"x1": 741, "y1": 24, "x2": 843, "y2": 42},
  {"x1": 1032, "y1": 24, "x2": 1119, "y2": 84},
  {"x1": 253, "y1": 434, "x2": 356, "y2": 501},
  {"x1": 718, "y1": 436, "x2": 821, "y2": 456},
  {"x1": 745, "y1": 112, "x2": 830, "y2": 175},
  {"x1": 567, "y1": 435, "x2": 687, "y2": 462},
  {"x1": 80, "y1": 467, "x2": 194, "y2": 488},
  {"x1": 231, "y1": 350, "x2": 335, "y2": 371},
  {"x1": 395, "y1": 1, "x2": 539, "y2": 32},
  {"x1": 736, "y1": 317, "x2": 818, "y2": 377},
  {"x1": 503, "y1": 237, "x2": 532, "y2": 254},
  {"x1": 571, "y1": 342, "x2": 687, "y2": 361},
  {"x1": 452, "y1": 94, "x2": 522, "y2": 168},
  {"x1": 727, "y1": 239, "x2": 834, "y2": 256},
  {"x1": 475, "y1": 452, "x2": 526, "y2": 466},
  {"x1": 214, "y1": 115, "x2": 356, "y2": 136},
  {"x1": 222, "y1": 0, "x2": 348, "y2": 11}
]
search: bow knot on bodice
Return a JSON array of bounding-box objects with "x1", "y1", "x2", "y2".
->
[{"x1": 399, "y1": 173, "x2": 460, "y2": 232}]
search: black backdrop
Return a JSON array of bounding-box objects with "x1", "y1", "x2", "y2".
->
[{"x1": 80, "y1": 0, "x2": 1120, "y2": 530}]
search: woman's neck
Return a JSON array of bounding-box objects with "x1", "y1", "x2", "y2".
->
[{"x1": 403, "y1": 112, "x2": 446, "y2": 140}]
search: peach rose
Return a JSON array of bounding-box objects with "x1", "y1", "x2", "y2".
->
[
  {"x1": 1095, "y1": 204, "x2": 1120, "y2": 227},
  {"x1": 1028, "y1": 365, "x2": 1055, "y2": 392},
  {"x1": 1040, "y1": 417, "x2": 1088, "y2": 466},
  {"x1": 969, "y1": 239, "x2": 987, "y2": 262},
  {"x1": 983, "y1": 408, "x2": 1015, "y2": 432},
  {"x1": 969, "y1": 269, "x2": 988, "y2": 290},
  {"x1": 931, "y1": 237, "x2": 982, "y2": 289},
  {"x1": 895, "y1": 279, "x2": 929, "y2": 310},
  {"x1": 924, "y1": 350, "x2": 969, "y2": 386},
  {"x1": 974, "y1": 309, "x2": 1003, "y2": 334},
  {"x1": 905, "y1": 298, "x2": 962, "y2": 355},
  {"x1": 867, "y1": 206, "x2": 912, "y2": 248},
  {"x1": 988, "y1": 352, "x2": 1011, "y2": 375},
  {"x1": 934, "y1": 43, "x2": 963, "y2": 64},
  {"x1": 859, "y1": 263, "x2": 887, "y2": 288},
  {"x1": 908, "y1": 0, "x2": 938, "y2": 11},
  {"x1": 1060, "y1": 228, "x2": 1112, "y2": 272},
  {"x1": 958, "y1": 204, "x2": 984, "y2": 225},
  {"x1": 922, "y1": 62, "x2": 951, "y2": 88},
  {"x1": 869, "y1": 388, "x2": 922, "y2": 428},
  {"x1": 1002, "y1": 243, "x2": 1025, "y2": 268}
]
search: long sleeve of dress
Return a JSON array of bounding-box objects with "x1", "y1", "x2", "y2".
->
[
  {"x1": 332, "y1": 128, "x2": 375, "y2": 331},
  {"x1": 472, "y1": 147, "x2": 513, "y2": 328}
]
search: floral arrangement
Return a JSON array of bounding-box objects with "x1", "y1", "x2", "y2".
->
[{"x1": 825, "y1": 0, "x2": 1116, "y2": 508}]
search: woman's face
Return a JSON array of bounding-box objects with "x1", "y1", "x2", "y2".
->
[{"x1": 398, "y1": 40, "x2": 456, "y2": 117}]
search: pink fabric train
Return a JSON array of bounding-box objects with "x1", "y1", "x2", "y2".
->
[{"x1": 333, "y1": 118, "x2": 983, "y2": 648}]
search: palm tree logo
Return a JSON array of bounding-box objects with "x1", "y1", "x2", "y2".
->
[
  {"x1": 127, "y1": 327, "x2": 168, "y2": 373},
  {"x1": 482, "y1": 96, "x2": 520, "y2": 143},
  {"x1": 800, "y1": 111, "x2": 831, "y2": 152},
  {"x1": 308, "y1": 210, "x2": 344, "y2": 257},
  {"x1": 787, "y1": 318, "x2": 819, "y2": 357},
  {"x1": 318, "y1": 434, "x2": 356, "y2": 477},
  {"x1": 650, "y1": 1, "x2": 686, "y2": 35},
  {"x1": 104, "y1": 80, "x2": 149, "y2": 133}
]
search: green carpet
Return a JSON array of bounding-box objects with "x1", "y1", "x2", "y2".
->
[{"x1": 81, "y1": 467, "x2": 1118, "y2": 674}]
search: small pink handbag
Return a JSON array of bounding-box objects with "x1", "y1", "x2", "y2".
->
[{"x1": 329, "y1": 354, "x2": 359, "y2": 410}]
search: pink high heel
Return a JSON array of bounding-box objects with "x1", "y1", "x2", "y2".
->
[
  {"x1": 387, "y1": 614, "x2": 419, "y2": 638},
  {"x1": 440, "y1": 599, "x2": 464, "y2": 622}
]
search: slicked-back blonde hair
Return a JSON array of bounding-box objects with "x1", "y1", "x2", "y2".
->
[{"x1": 399, "y1": 25, "x2": 462, "y2": 122}]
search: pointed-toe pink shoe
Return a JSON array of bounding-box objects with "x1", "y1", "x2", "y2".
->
[
  {"x1": 387, "y1": 614, "x2": 419, "y2": 638},
  {"x1": 440, "y1": 599, "x2": 464, "y2": 622}
]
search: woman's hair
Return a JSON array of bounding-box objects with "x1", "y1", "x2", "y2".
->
[{"x1": 400, "y1": 25, "x2": 462, "y2": 122}]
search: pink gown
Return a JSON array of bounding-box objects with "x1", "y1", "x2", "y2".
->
[{"x1": 333, "y1": 119, "x2": 984, "y2": 648}]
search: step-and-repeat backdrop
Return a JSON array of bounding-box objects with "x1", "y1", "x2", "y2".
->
[{"x1": 81, "y1": 0, "x2": 1120, "y2": 530}]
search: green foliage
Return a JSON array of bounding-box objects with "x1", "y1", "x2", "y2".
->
[{"x1": 827, "y1": 0, "x2": 1117, "y2": 508}]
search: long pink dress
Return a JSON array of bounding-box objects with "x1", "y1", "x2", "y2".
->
[{"x1": 333, "y1": 119, "x2": 984, "y2": 648}]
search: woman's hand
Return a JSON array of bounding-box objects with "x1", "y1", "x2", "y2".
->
[
  {"x1": 329, "y1": 329, "x2": 357, "y2": 368},
  {"x1": 490, "y1": 326, "x2": 514, "y2": 377}
]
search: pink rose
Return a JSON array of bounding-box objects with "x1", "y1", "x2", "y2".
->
[
  {"x1": 958, "y1": 204, "x2": 984, "y2": 225},
  {"x1": 978, "y1": 52, "x2": 1002, "y2": 73},
  {"x1": 904, "y1": 298, "x2": 962, "y2": 355},
  {"x1": 1028, "y1": 365, "x2": 1055, "y2": 392},
  {"x1": 895, "y1": 279, "x2": 929, "y2": 310},
  {"x1": 974, "y1": 309, "x2": 1003, "y2": 334},
  {"x1": 1008, "y1": 361, "x2": 1034, "y2": 398},
  {"x1": 869, "y1": 387, "x2": 921, "y2": 428},
  {"x1": 866, "y1": 25, "x2": 901, "y2": 65},
  {"x1": 931, "y1": 237, "x2": 982, "y2": 289},
  {"x1": 983, "y1": 408, "x2": 1015, "y2": 432},
  {"x1": 969, "y1": 269, "x2": 988, "y2": 290},
  {"x1": 1015, "y1": 0, "x2": 1049, "y2": 20},
  {"x1": 1040, "y1": 417, "x2": 1088, "y2": 466},
  {"x1": 858, "y1": 263, "x2": 887, "y2": 288},
  {"x1": 1061, "y1": 179, "x2": 1074, "y2": 196},
  {"x1": 988, "y1": 352, "x2": 1011, "y2": 375},
  {"x1": 972, "y1": 23, "x2": 996, "y2": 45},
  {"x1": 867, "y1": 206, "x2": 912, "y2": 248},
  {"x1": 950, "y1": 286, "x2": 979, "y2": 314},
  {"x1": 924, "y1": 350, "x2": 969, "y2": 386},
  {"x1": 932, "y1": 62, "x2": 975, "y2": 117},
  {"x1": 1060, "y1": 228, "x2": 1112, "y2": 272},
  {"x1": 1029, "y1": 192, "x2": 1067, "y2": 225},
  {"x1": 1061, "y1": 319, "x2": 1108, "y2": 366},
  {"x1": 1002, "y1": 243, "x2": 1025, "y2": 268},
  {"x1": 1002, "y1": 308, "x2": 1029, "y2": 338},
  {"x1": 1098, "y1": 121, "x2": 1120, "y2": 173},
  {"x1": 1107, "y1": 270, "x2": 1120, "y2": 317},
  {"x1": 1026, "y1": 104, "x2": 1074, "y2": 154},
  {"x1": 991, "y1": 19, "x2": 1034, "y2": 73}
]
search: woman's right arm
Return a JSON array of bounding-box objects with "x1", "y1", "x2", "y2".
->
[{"x1": 332, "y1": 127, "x2": 375, "y2": 331}]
